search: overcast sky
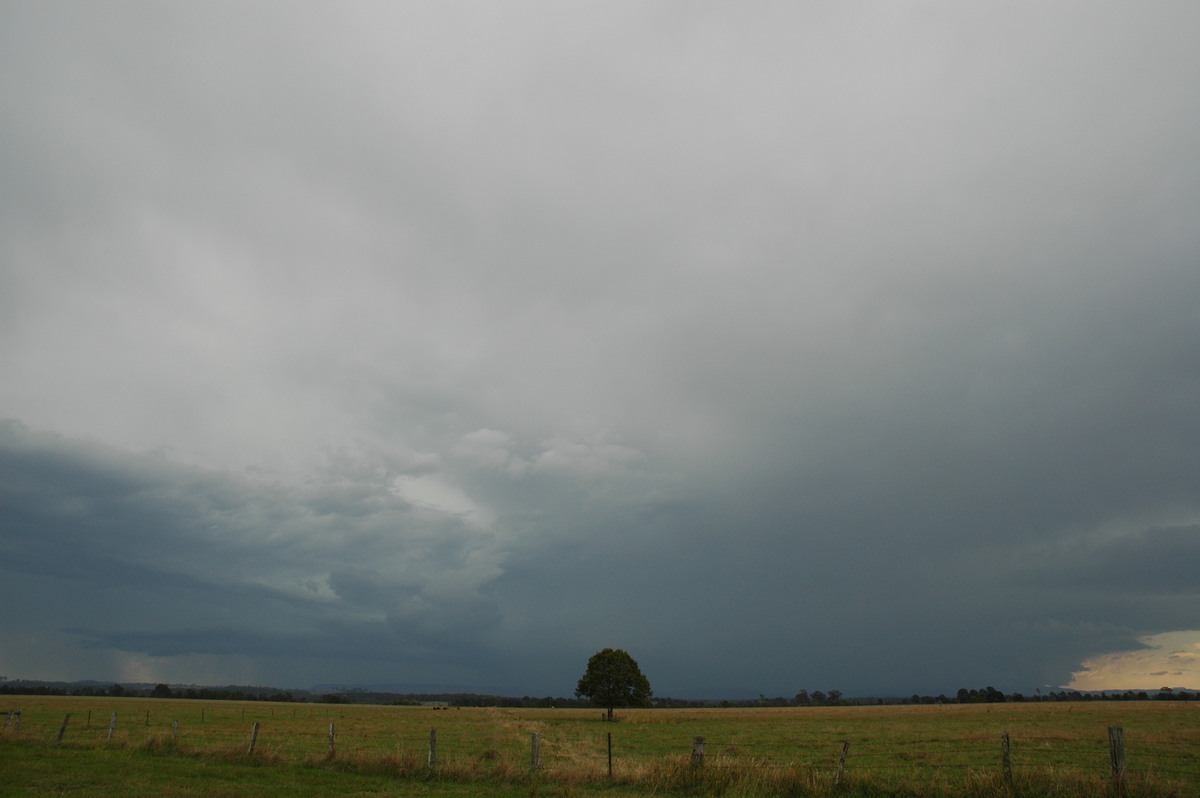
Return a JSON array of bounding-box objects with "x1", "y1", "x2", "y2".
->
[{"x1": 3, "y1": 1, "x2": 1199, "y2": 698}]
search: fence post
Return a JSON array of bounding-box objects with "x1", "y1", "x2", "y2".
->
[
  {"x1": 607, "y1": 731, "x2": 613, "y2": 778},
  {"x1": 108, "y1": 712, "x2": 118, "y2": 741},
  {"x1": 1108, "y1": 727, "x2": 1126, "y2": 794},
  {"x1": 247, "y1": 721, "x2": 260, "y2": 754},
  {"x1": 835, "y1": 741, "x2": 850, "y2": 787},
  {"x1": 172, "y1": 719, "x2": 179, "y2": 741},
  {"x1": 328, "y1": 722, "x2": 336, "y2": 757},
  {"x1": 1002, "y1": 731, "x2": 1012, "y2": 787},
  {"x1": 428, "y1": 727, "x2": 437, "y2": 769},
  {"x1": 531, "y1": 732, "x2": 542, "y2": 771},
  {"x1": 57, "y1": 714, "x2": 71, "y2": 743},
  {"x1": 691, "y1": 736, "x2": 705, "y2": 769}
]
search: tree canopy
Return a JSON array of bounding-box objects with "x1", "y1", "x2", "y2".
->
[{"x1": 575, "y1": 647, "x2": 652, "y2": 720}]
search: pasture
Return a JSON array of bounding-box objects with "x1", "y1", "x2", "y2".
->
[{"x1": 2, "y1": 696, "x2": 1197, "y2": 796}]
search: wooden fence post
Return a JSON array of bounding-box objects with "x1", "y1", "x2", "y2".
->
[
  {"x1": 57, "y1": 714, "x2": 71, "y2": 743},
  {"x1": 691, "y1": 736, "x2": 705, "y2": 769},
  {"x1": 1108, "y1": 727, "x2": 1126, "y2": 794},
  {"x1": 1002, "y1": 731, "x2": 1012, "y2": 787},
  {"x1": 835, "y1": 741, "x2": 850, "y2": 787},
  {"x1": 607, "y1": 731, "x2": 613, "y2": 778},
  {"x1": 428, "y1": 728, "x2": 437, "y2": 769},
  {"x1": 531, "y1": 732, "x2": 542, "y2": 771},
  {"x1": 328, "y1": 723, "x2": 336, "y2": 757},
  {"x1": 107, "y1": 712, "x2": 118, "y2": 741},
  {"x1": 247, "y1": 721, "x2": 260, "y2": 754},
  {"x1": 172, "y1": 719, "x2": 179, "y2": 741}
]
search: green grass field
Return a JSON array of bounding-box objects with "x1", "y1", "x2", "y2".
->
[{"x1": 2, "y1": 696, "x2": 1197, "y2": 796}]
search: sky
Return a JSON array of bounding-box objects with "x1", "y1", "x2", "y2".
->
[{"x1": 2, "y1": 1, "x2": 1199, "y2": 699}]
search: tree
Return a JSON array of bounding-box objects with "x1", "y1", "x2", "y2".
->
[{"x1": 575, "y1": 648, "x2": 652, "y2": 721}]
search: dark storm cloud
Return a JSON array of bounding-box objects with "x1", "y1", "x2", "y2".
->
[
  {"x1": 0, "y1": 421, "x2": 507, "y2": 683},
  {"x1": 3, "y1": 1, "x2": 1200, "y2": 693},
  {"x1": 1034, "y1": 526, "x2": 1200, "y2": 597}
]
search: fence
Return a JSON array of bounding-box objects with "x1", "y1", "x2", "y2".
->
[{"x1": 4, "y1": 703, "x2": 1199, "y2": 793}]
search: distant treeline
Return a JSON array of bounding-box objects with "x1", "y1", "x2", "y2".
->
[
  {"x1": 1, "y1": 680, "x2": 1195, "y2": 706},
  {"x1": 0, "y1": 682, "x2": 707, "y2": 708},
  {"x1": 930, "y1": 686, "x2": 1199, "y2": 704},
  {"x1": 0, "y1": 682, "x2": 313, "y2": 703}
]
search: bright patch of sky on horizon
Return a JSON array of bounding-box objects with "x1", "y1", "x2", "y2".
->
[{"x1": 1068, "y1": 631, "x2": 1200, "y2": 693}]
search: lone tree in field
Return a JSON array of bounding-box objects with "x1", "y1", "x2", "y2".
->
[{"x1": 575, "y1": 647, "x2": 652, "y2": 721}]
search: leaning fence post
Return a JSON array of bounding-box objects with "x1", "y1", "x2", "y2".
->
[
  {"x1": 531, "y1": 732, "x2": 542, "y2": 771},
  {"x1": 1002, "y1": 731, "x2": 1012, "y2": 787},
  {"x1": 108, "y1": 712, "x2": 118, "y2": 741},
  {"x1": 247, "y1": 721, "x2": 260, "y2": 754},
  {"x1": 691, "y1": 736, "x2": 705, "y2": 769},
  {"x1": 1108, "y1": 727, "x2": 1126, "y2": 794},
  {"x1": 428, "y1": 727, "x2": 437, "y2": 769},
  {"x1": 57, "y1": 714, "x2": 71, "y2": 743},
  {"x1": 835, "y1": 741, "x2": 850, "y2": 787}
]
